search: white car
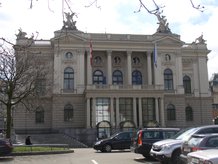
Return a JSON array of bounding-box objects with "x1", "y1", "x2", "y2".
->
[
  {"x1": 187, "y1": 149, "x2": 218, "y2": 164},
  {"x1": 150, "y1": 125, "x2": 218, "y2": 164}
]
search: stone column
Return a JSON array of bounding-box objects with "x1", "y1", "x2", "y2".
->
[
  {"x1": 147, "y1": 52, "x2": 152, "y2": 85},
  {"x1": 160, "y1": 98, "x2": 165, "y2": 127},
  {"x1": 92, "y1": 98, "x2": 96, "y2": 127},
  {"x1": 107, "y1": 50, "x2": 112, "y2": 85},
  {"x1": 133, "y1": 98, "x2": 137, "y2": 126},
  {"x1": 138, "y1": 98, "x2": 143, "y2": 128},
  {"x1": 110, "y1": 98, "x2": 115, "y2": 127},
  {"x1": 127, "y1": 51, "x2": 132, "y2": 85},
  {"x1": 155, "y1": 98, "x2": 160, "y2": 123},
  {"x1": 87, "y1": 50, "x2": 92, "y2": 85},
  {"x1": 115, "y1": 98, "x2": 120, "y2": 128},
  {"x1": 86, "y1": 98, "x2": 91, "y2": 128}
]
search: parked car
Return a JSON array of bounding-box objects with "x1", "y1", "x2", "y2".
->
[
  {"x1": 180, "y1": 133, "x2": 218, "y2": 163},
  {"x1": 0, "y1": 138, "x2": 13, "y2": 156},
  {"x1": 131, "y1": 128, "x2": 180, "y2": 158},
  {"x1": 187, "y1": 149, "x2": 218, "y2": 164},
  {"x1": 150, "y1": 125, "x2": 218, "y2": 164},
  {"x1": 93, "y1": 131, "x2": 135, "y2": 152}
]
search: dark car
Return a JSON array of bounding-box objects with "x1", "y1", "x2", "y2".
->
[
  {"x1": 131, "y1": 128, "x2": 180, "y2": 158},
  {"x1": 0, "y1": 138, "x2": 13, "y2": 156},
  {"x1": 180, "y1": 133, "x2": 218, "y2": 163},
  {"x1": 93, "y1": 131, "x2": 135, "y2": 152}
]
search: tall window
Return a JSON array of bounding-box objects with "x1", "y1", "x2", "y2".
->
[
  {"x1": 35, "y1": 79, "x2": 46, "y2": 96},
  {"x1": 132, "y1": 70, "x2": 142, "y2": 85},
  {"x1": 183, "y1": 75, "x2": 191, "y2": 94},
  {"x1": 96, "y1": 98, "x2": 110, "y2": 123},
  {"x1": 164, "y1": 69, "x2": 173, "y2": 90},
  {"x1": 112, "y1": 70, "x2": 123, "y2": 85},
  {"x1": 119, "y1": 98, "x2": 133, "y2": 121},
  {"x1": 167, "y1": 104, "x2": 176, "y2": 120},
  {"x1": 142, "y1": 98, "x2": 155, "y2": 125},
  {"x1": 35, "y1": 107, "x2": 44, "y2": 123},
  {"x1": 185, "y1": 106, "x2": 193, "y2": 121},
  {"x1": 64, "y1": 67, "x2": 74, "y2": 90},
  {"x1": 93, "y1": 70, "x2": 105, "y2": 84},
  {"x1": 64, "y1": 104, "x2": 74, "y2": 122}
]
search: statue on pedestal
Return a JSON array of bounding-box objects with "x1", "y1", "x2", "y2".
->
[
  {"x1": 154, "y1": 12, "x2": 171, "y2": 34},
  {"x1": 62, "y1": 12, "x2": 77, "y2": 30}
]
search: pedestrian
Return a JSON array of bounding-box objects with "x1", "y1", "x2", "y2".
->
[{"x1": 25, "y1": 136, "x2": 32, "y2": 145}]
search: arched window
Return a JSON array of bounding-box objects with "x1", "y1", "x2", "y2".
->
[
  {"x1": 64, "y1": 104, "x2": 74, "y2": 122},
  {"x1": 35, "y1": 107, "x2": 44, "y2": 123},
  {"x1": 183, "y1": 75, "x2": 191, "y2": 94},
  {"x1": 112, "y1": 70, "x2": 123, "y2": 85},
  {"x1": 185, "y1": 106, "x2": 193, "y2": 121},
  {"x1": 93, "y1": 70, "x2": 105, "y2": 84},
  {"x1": 132, "y1": 70, "x2": 142, "y2": 85},
  {"x1": 167, "y1": 104, "x2": 176, "y2": 120},
  {"x1": 164, "y1": 69, "x2": 173, "y2": 90},
  {"x1": 64, "y1": 67, "x2": 74, "y2": 90}
]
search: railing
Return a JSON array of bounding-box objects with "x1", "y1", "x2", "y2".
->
[
  {"x1": 14, "y1": 144, "x2": 70, "y2": 152},
  {"x1": 86, "y1": 84, "x2": 164, "y2": 90}
]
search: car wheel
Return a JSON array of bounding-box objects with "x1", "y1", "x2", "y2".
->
[
  {"x1": 104, "y1": 144, "x2": 112, "y2": 152},
  {"x1": 142, "y1": 154, "x2": 153, "y2": 160},
  {"x1": 171, "y1": 149, "x2": 182, "y2": 164}
]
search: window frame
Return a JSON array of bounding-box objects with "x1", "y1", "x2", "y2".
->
[
  {"x1": 167, "y1": 104, "x2": 176, "y2": 121},
  {"x1": 132, "y1": 70, "x2": 142, "y2": 85},
  {"x1": 112, "y1": 70, "x2": 123, "y2": 85},
  {"x1": 64, "y1": 67, "x2": 74, "y2": 90},
  {"x1": 64, "y1": 104, "x2": 74, "y2": 122},
  {"x1": 164, "y1": 69, "x2": 173, "y2": 90},
  {"x1": 183, "y1": 75, "x2": 191, "y2": 94}
]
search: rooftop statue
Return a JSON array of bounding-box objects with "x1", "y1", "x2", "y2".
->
[
  {"x1": 154, "y1": 12, "x2": 171, "y2": 34},
  {"x1": 16, "y1": 28, "x2": 27, "y2": 39},
  {"x1": 194, "y1": 34, "x2": 206, "y2": 44},
  {"x1": 62, "y1": 12, "x2": 77, "y2": 30}
]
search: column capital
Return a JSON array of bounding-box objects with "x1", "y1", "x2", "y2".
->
[
  {"x1": 127, "y1": 51, "x2": 132, "y2": 55},
  {"x1": 107, "y1": 50, "x2": 112, "y2": 55}
]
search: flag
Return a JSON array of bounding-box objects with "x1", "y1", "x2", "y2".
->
[
  {"x1": 153, "y1": 42, "x2": 157, "y2": 67},
  {"x1": 89, "y1": 39, "x2": 93, "y2": 66}
]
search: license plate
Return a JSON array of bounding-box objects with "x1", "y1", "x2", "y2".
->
[
  {"x1": 191, "y1": 158, "x2": 199, "y2": 163},
  {"x1": 184, "y1": 147, "x2": 191, "y2": 152}
]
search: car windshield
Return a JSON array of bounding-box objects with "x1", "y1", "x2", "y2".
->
[
  {"x1": 171, "y1": 127, "x2": 200, "y2": 141},
  {"x1": 188, "y1": 136, "x2": 204, "y2": 146}
]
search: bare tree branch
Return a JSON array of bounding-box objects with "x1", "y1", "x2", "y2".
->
[
  {"x1": 190, "y1": 0, "x2": 205, "y2": 12},
  {"x1": 85, "y1": 0, "x2": 101, "y2": 9},
  {"x1": 0, "y1": 35, "x2": 49, "y2": 138}
]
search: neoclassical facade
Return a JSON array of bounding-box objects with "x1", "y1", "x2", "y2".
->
[{"x1": 13, "y1": 14, "x2": 213, "y2": 145}]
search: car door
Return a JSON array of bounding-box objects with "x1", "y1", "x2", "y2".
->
[
  {"x1": 143, "y1": 131, "x2": 162, "y2": 150},
  {"x1": 112, "y1": 132, "x2": 131, "y2": 149}
]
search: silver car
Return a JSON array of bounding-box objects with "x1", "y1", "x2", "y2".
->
[{"x1": 187, "y1": 149, "x2": 218, "y2": 164}]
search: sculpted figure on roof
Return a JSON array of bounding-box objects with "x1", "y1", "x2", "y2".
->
[
  {"x1": 154, "y1": 12, "x2": 171, "y2": 34},
  {"x1": 62, "y1": 12, "x2": 77, "y2": 30},
  {"x1": 194, "y1": 34, "x2": 206, "y2": 44},
  {"x1": 16, "y1": 28, "x2": 27, "y2": 39}
]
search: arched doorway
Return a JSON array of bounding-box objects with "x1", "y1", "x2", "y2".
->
[
  {"x1": 144, "y1": 120, "x2": 160, "y2": 128},
  {"x1": 120, "y1": 120, "x2": 136, "y2": 132},
  {"x1": 96, "y1": 121, "x2": 111, "y2": 140}
]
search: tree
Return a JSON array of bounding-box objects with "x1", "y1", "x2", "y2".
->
[
  {"x1": 0, "y1": 34, "x2": 47, "y2": 138},
  {"x1": 28, "y1": 0, "x2": 205, "y2": 12}
]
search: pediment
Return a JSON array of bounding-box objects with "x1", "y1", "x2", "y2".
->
[
  {"x1": 153, "y1": 35, "x2": 184, "y2": 47},
  {"x1": 52, "y1": 30, "x2": 88, "y2": 44}
]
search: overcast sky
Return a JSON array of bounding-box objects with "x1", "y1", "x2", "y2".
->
[{"x1": 0, "y1": 0, "x2": 218, "y2": 79}]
